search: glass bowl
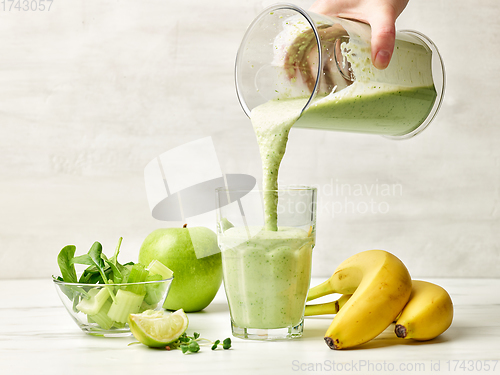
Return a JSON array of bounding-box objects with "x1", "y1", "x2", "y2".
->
[{"x1": 53, "y1": 277, "x2": 173, "y2": 337}]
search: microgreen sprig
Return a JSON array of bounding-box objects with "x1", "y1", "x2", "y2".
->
[
  {"x1": 211, "y1": 338, "x2": 232, "y2": 350},
  {"x1": 169, "y1": 332, "x2": 232, "y2": 354}
]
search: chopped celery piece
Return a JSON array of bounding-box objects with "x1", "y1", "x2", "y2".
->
[
  {"x1": 107, "y1": 289, "x2": 145, "y2": 323},
  {"x1": 127, "y1": 263, "x2": 149, "y2": 282},
  {"x1": 113, "y1": 321, "x2": 126, "y2": 329},
  {"x1": 76, "y1": 287, "x2": 110, "y2": 315},
  {"x1": 146, "y1": 260, "x2": 173, "y2": 279},
  {"x1": 125, "y1": 264, "x2": 149, "y2": 295},
  {"x1": 121, "y1": 264, "x2": 133, "y2": 284},
  {"x1": 88, "y1": 299, "x2": 114, "y2": 330},
  {"x1": 72, "y1": 294, "x2": 81, "y2": 313},
  {"x1": 144, "y1": 274, "x2": 166, "y2": 306},
  {"x1": 140, "y1": 300, "x2": 156, "y2": 312}
]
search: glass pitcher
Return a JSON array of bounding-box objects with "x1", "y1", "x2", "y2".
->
[{"x1": 235, "y1": 3, "x2": 445, "y2": 139}]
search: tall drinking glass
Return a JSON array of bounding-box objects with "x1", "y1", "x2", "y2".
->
[{"x1": 216, "y1": 187, "x2": 316, "y2": 340}]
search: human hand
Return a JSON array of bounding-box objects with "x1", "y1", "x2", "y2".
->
[{"x1": 309, "y1": 0, "x2": 409, "y2": 69}]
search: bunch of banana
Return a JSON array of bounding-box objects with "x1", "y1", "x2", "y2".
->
[
  {"x1": 306, "y1": 250, "x2": 453, "y2": 349},
  {"x1": 306, "y1": 250, "x2": 413, "y2": 349}
]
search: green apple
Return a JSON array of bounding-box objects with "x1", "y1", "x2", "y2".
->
[{"x1": 138, "y1": 225, "x2": 222, "y2": 313}]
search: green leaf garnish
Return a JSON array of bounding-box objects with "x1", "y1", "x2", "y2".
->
[
  {"x1": 211, "y1": 340, "x2": 220, "y2": 350},
  {"x1": 178, "y1": 334, "x2": 190, "y2": 343},
  {"x1": 187, "y1": 341, "x2": 200, "y2": 353}
]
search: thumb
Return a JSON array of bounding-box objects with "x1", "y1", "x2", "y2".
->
[{"x1": 368, "y1": 9, "x2": 397, "y2": 70}]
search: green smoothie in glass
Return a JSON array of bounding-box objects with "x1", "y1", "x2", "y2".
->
[{"x1": 220, "y1": 226, "x2": 313, "y2": 329}]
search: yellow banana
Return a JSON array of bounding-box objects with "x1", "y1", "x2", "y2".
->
[
  {"x1": 308, "y1": 250, "x2": 412, "y2": 350},
  {"x1": 395, "y1": 280, "x2": 453, "y2": 341},
  {"x1": 304, "y1": 294, "x2": 352, "y2": 316}
]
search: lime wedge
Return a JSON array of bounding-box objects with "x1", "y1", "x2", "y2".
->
[{"x1": 128, "y1": 309, "x2": 188, "y2": 348}]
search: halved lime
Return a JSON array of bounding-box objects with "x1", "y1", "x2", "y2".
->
[{"x1": 128, "y1": 309, "x2": 188, "y2": 348}]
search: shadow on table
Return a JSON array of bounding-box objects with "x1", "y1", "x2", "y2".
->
[
  {"x1": 302, "y1": 316, "x2": 460, "y2": 350},
  {"x1": 188, "y1": 301, "x2": 230, "y2": 314}
]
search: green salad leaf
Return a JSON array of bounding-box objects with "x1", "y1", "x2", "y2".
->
[
  {"x1": 109, "y1": 237, "x2": 123, "y2": 267},
  {"x1": 57, "y1": 245, "x2": 78, "y2": 283},
  {"x1": 71, "y1": 254, "x2": 93, "y2": 266},
  {"x1": 105, "y1": 259, "x2": 123, "y2": 284},
  {"x1": 88, "y1": 242, "x2": 108, "y2": 283}
]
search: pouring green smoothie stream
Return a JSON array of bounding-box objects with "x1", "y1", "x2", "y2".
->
[
  {"x1": 220, "y1": 11, "x2": 440, "y2": 339},
  {"x1": 252, "y1": 27, "x2": 437, "y2": 231}
]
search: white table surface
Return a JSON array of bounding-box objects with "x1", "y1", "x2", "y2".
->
[{"x1": 1, "y1": 278, "x2": 500, "y2": 375}]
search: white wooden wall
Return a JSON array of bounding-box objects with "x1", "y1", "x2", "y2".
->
[{"x1": 0, "y1": 0, "x2": 498, "y2": 278}]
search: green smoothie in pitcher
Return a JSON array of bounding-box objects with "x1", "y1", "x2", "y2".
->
[{"x1": 295, "y1": 35, "x2": 437, "y2": 136}]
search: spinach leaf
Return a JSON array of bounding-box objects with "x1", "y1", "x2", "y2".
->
[
  {"x1": 71, "y1": 254, "x2": 93, "y2": 266},
  {"x1": 105, "y1": 237, "x2": 130, "y2": 283},
  {"x1": 109, "y1": 237, "x2": 123, "y2": 267},
  {"x1": 72, "y1": 294, "x2": 81, "y2": 313},
  {"x1": 78, "y1": 272, "x2": 92, "y2": 284},
  {"x1": 87, "y1": 242, "x2": 117, "y2": 302},
  {"x1": 78, "y1": 264, "x2": 99, "y2": 283},
  {"x1": 88, "y1": 242, "x2": 108, "y2": 284},
  {"x1": 57, "y1": 245, "x2": 77, "y2": 283},
  {"x1": 53, "y1": 275, "x2": 75, "y2": 300},
  {"x1": 87, "y1": 272, "x2": 104, "y2": 285},
  {"x1": 53, "y1": 274, "x2": 88, "y2": 301},
  {"x1": 105, "y1": 259, "x2": 122, "y2": 283}
]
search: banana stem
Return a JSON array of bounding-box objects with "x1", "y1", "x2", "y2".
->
[
  {"x1": 305, "y1": 301, "x2": 339, "y2": 316},
  {"x1": 304, "y1": 294, "x2": 352, "y2": 316},
  {"x1": 307, "y1": 279, "x2": 334, "y2": 302}
]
